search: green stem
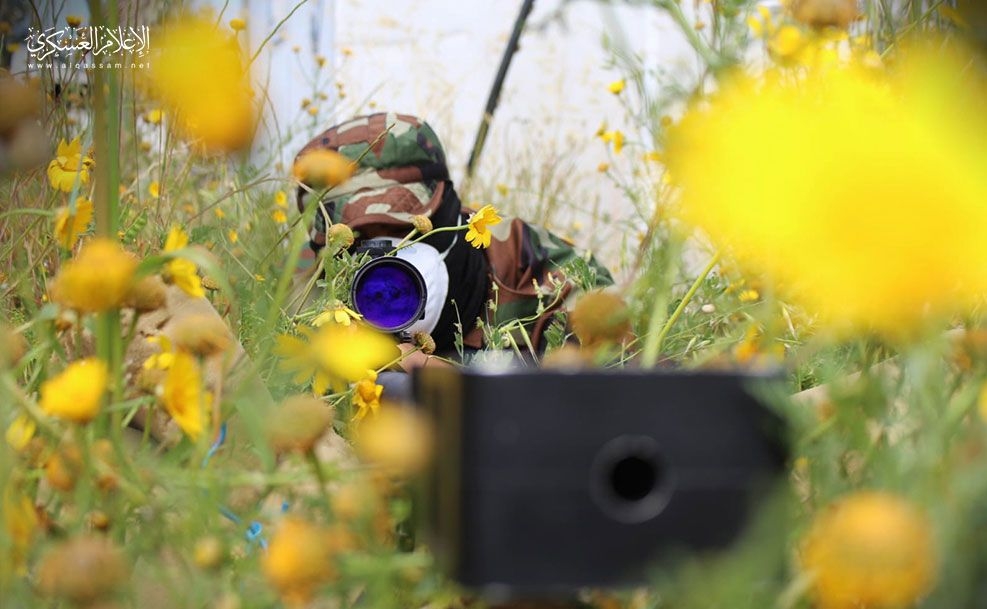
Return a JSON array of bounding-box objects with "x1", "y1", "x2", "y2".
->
[
  {"x1": 305, "y1": 449, "x2": 333, "y2": 512},
  {"x1": 392, "y1": 225, "x2": 468, "y2": 253},
  {"x1": 642, "y1": 251, "x2": 720, "y2": 367},
  {"x1": 249, "y1": 0, "x2": 311, "y2": 66},
  {"x1": 655, "y1": 0, "x2": 723, "y2": 69}
]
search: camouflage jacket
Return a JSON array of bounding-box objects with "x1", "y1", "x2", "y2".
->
[{"x1": 465, "y1": 214, "x2": 613, "y2": 352}]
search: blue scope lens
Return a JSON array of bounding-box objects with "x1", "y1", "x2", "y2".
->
[{"x1": 351, "y1": 257, "x2": 427, "y2": 333}]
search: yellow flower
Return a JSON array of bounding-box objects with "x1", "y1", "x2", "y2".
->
[
  {"x1": 495, "y1": 183, "x2": 509, "y2": 197},
  {"x1": 769, "y1": 25, "x2": 807, "y2": 61},
  {"x1": 161, "y1": 350, "x2": 207, "y2": 440},
  {"x1": 597, "y1": 162, "x2": 610, "y2": 173},
  {"x1": 47, "y1": 137, "x2": 93, "y2": 193},
  {"x1": 54, "y1": 197, "x2": 93, "y2": 250},
  {"x1": 148, "y1": 181, "x2": 161, "y2": 198},
  {"x1": 143, "y1": 335, "x2": 176, "y2": 371},
  {"x1": 600, "y1": 129, "x2": 625, "y2": 154},
  {"x1": 39, "y1": 358, "x2": 108, "y2": 424},
  {"x1": 271, "y1": 209, "x2": 288, "y2": 224},
  {"x1": 738, "y1": 288, "x2": 760, "y2": 303},
  {"x1": 228, "y1": 229, "x2": 239, "y2": 243},
  {"x1": 352, "y1": 370, "x2": 383, "y2": 422},
  {"x1": 274, "y1": 190, "x2": 289, "y2": 209},
  {"x1": 5, "y1": 414, "x2": 36, "y2": 451},
  {"x1": 666, "y1": 41, "x2": 987, "y2": 338},
  {"x1": 312, "y1": 301, "x2": 362, "y2": 327},
  {"x1": 144, "y1": 17, "x2": 256, "y2": 152},
  {"x1": 277, "y1": 322, "x2": 398, "y2": 395},
  {"x1": 3, "y1": 483, "x2": 39, "y2": 575},
  {"x1": 292, "y1": 149, "x2": 355, "y2": 189},
  {"x1": 800, "y1": 492, "x2": 936, "y2": 609},
  {"x1": 465, "y1": 204, "x2": 503, "y2": 249},
  {"x1": 229, "y1": 17, "x2": 246, "y2": 31},
  {"x1": 51, "y1": 239, "x2": 137, "y2": 313},
  {"x1": 144, "y1": 108, "x2": 163, "y2": 124},
  {"x1": 162, "y1": 226, "x2": 205, "y2": 298},
  {"x1": 607, "y1": 78, "x2": 625, "y2": 94},
  {"x1": 276, "y1": 326, "x2": 337, "y2": 395}
]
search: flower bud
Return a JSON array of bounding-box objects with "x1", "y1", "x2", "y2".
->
[
  {"x1": 0, "y1": 323, "x2": 27, "y2": 367},
  {"x1": 327, "y1": 223, "x2": 355, "y2": 250},
  {"x1": 170, "y1": 313, "x2": 232, "y2": 357},
  {"x1": 410, "y1": 215, "x2": 433, "y2": 234},
  {"x1": 570, "y1": 291, "x2": 632, "y2": 347},
  {"x1": 37, "y1": 536, "x2": 129, "y2": 604},
  {"x1": 125, "y1": 274, "x2": 167, "y2": 313},
  {"x1": 193, "y1": 536, "x2": 226, "y2": 570},
  {"x1": 790, "y1": 0, "x2": 858, "y2": 29},
  {"x1": 267, "y1": 395, "x2": 335, "y2": 454},
  {"x1": 413, "y1": 331, "x2": 435, "y2": 355}
]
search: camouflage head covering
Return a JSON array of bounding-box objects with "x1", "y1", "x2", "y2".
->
[{"x1": 295, "y1": 112, "x2": 449, "y2": 233}]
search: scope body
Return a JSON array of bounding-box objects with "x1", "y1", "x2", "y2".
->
[{"x1": 413, "y1": 367, "x2": 787, "y2": 597}]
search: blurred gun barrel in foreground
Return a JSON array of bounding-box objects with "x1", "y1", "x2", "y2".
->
[{"x1": 413, "y1": 367, "x2": 788, "y2": 597}]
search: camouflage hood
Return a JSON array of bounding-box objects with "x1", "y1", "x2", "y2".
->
[{"x1": 294, "y1": 112, "x2": 451, "y2": 231}]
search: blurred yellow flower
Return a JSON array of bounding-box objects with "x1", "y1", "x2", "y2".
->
[
  {"x1": 162, "y1": 226, "x2": 205, "y2": 298},
  {"x1": 277, "y1": 322, "x2": 398, "y2": 395},
  {"x1": 54, "y1": 197, "x2": 93, "y2": 250},
  {"x1": 465, "y1": 204, "x2": 502, "y2": 249},
  {"x1": 275, "y1": 190, "x2": 289, "y2": 209},
  {"x1": 356, "y1": 406, "x2": 432, "y2": 476},
  {"x1": 148, "y1": 180, "x2": 161, "y2": 198},
  {"x1": 144, "y1": 108, "x2": 163, "y2": 124},
  {"x1": 271, "y1": 209, "x2": 288, "y2": 224},
  {"x1": 607, "y1": 78, "x2": 625, "y2": 94},
  {"x1": 5, "y1": 414, "x2": 36, "y2": 451},
  {"x1": 769, "y1": 25, "x2": 806, "y2": 61},
  {"x1": 161, "y1": 350, "x2": 207, "y2": 440},
  {"x1": 143, "y1": 335, "x2": 176, "y2": 371},
  {"x1": 3, "y1": 483, "x2": 39, "y2": 575},
  {"x1": 352, "y1": 370, "x2": 383, "y2": 422},
  {"x1": 495, "y1": 183, "x2": 509, "y2": 197},
  {"x1": 600, "y1": 129, "x2": 625, "y2": 154},
  {"x1": 276, "y1": 326, "x2": 337, "y2": 395},
  {"x1": 229, "y1": 17, "x2": 246, "y2": 32},
  {"x1": 666, "y1": 41, "x2": 987, "y2": 337},
  {"x1": 47, "y1": 137, "x2": 93, "y2": 193},
  {"x1": 40, "y1": 358, "x2": 108, "y2": 424},
  {"x1": 228, "y1": 229, "x2": 239, "y2": 243},
  {"x1": 292, "y1": 149, "x2": 355, "y2": 189},
  {"x1": 145, "y1": 17, "x2": 256, "y2": 152},
  {"x1": 800, "y1": 491, "x2": 935, "y2": 609},
  {"x1": 51, "y1": 239, "x2": 137, "y2": 313},
  {"x1": 262, "y1": 517, "x2": 339, "y2": 606}
]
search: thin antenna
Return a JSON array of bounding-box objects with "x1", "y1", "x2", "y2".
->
[{"x1": 464, "y1": 0, "x2": 536, "y2": 186}]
